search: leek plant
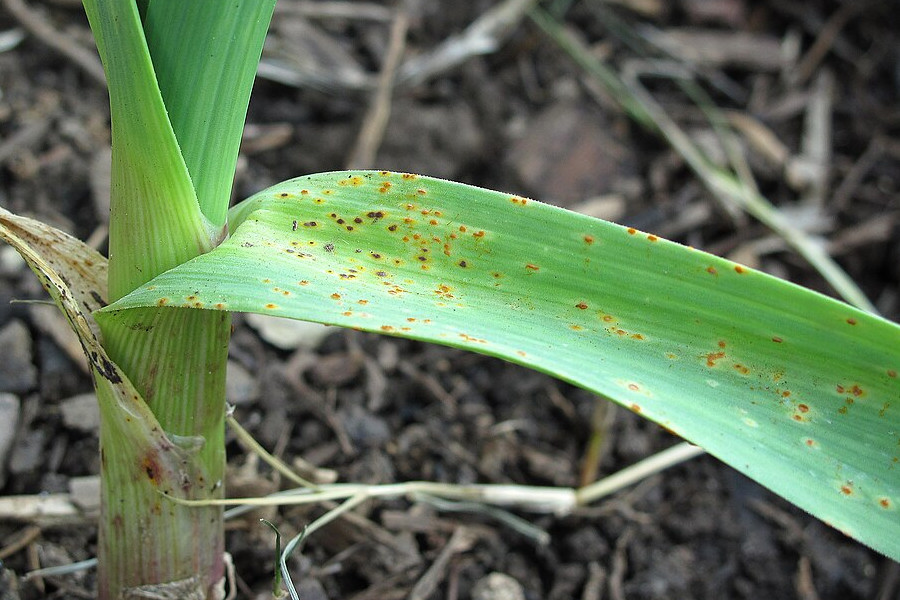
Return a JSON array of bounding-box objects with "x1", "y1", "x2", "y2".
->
[{"x1": 0, "y1": 1, "x2": 898, "y2": 597}]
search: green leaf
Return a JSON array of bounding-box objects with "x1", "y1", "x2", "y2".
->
[
  {"x1": 83, "y1": 0, "x2": 219, "y2": 300},
  {"x1": 100, "y1": 171, "x2": 900, "y2": 560},
  {"x1": 142, "y1": 0, "x2": 276, "y2": 227}
]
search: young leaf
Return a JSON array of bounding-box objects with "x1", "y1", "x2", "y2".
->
[
  {"x1": 100, "y1": 171, "x2": 900, "y2": 560},
  {"x1": 142, "y1": 0, "x2": 276, "y2": 227},
  {"x1": 82, "y1": 0, "x2": 220, "y2": 300}
]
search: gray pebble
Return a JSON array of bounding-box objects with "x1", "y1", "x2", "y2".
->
[
  {"x1": 0, "y1": 393, "x2": 20, "y2": 487},
  {"x1": 59, "y1": 393, "x2": 100, "y2": 433},
  {"x1": 472, "y1": 573, "x2": 526, "y2": 600},
  {"x1": 0, "y1": 320, "x2": 37, "y2": 394}
]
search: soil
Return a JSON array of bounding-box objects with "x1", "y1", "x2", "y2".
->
[{"x1": 1, "y1": 1, "x2": 899, "y2": 599}]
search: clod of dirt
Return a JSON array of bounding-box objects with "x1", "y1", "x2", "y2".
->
[{"x1": 0, "y1": 320, "x2": 36, "y2": 394}]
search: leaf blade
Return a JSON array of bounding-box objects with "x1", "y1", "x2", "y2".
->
[{"x1": 101, "y1": 171, "x2": 900, "y2": 559}]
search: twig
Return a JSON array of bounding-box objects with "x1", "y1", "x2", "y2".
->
[
  {"x1": 0, "y1": 525, "x2": 41, "y2": 560},
  {"x1": 345, "y1": 9, "x2": 409, "y2": 169},
  {"x1": 398, "y1": 0, "x2": 538, "y2": 87},
  {"x1": 790, "y1": 2, "x2": 864, "y2": 87},
  {"x1": 408, "y1": 528, "x2": 476, "y2": 600},
  {"x1": 1, "y1": 0, "x2": 106, "y2": 87}
]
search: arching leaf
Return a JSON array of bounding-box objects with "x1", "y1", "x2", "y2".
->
[{"x1": 100, "y1": 171, "x2": 900, "y2": 560}]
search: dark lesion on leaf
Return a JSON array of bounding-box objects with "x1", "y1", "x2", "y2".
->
[{"x1": 90, "y1": 290, "x2": 107, "y2": 308}]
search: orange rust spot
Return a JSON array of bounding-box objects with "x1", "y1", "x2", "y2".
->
[
  {"x1": 647, "y1": 234, "x2": 658, "y2": 242},
  {"x1": 733, "y1": 364, "x2": 750, "y2": 375},
  {"x1": 846, "y1": 318, "x2": 857, "y2": 325},
  {"x1": 850, "y1": 384, "x2": 864, "y2": 397},
  {"x1": 627, "y1": 228, "x2": 636, "y2": 235},
  {"x1": 331, "y1": 293, "x2": 341, "y2": 300},
  {"x1": 583, "y1": 235, "x2": 595, "y2": 244},
  {"x1": 707, "y1": 266, "x2": 718, "y2": 276},
  {"x1": 575, "y1": 302, "x2": 588, "y2": 310},
  {"x1": 429, "y1": 219, "x2": 438, "y2": 225},
  {"x1": 473, "y1": 230, "x2": 485, "y2": 239},
  {"x1": 615, "y1": 329, "x2": 626, "y2": 336},
  {"x1": 632, "y1": 334, "x2": 644, "y2": 340},
  {"x1": 300, "y1": 189, "x2": 309, "y2": 195},
  {"x1": 403, "y1": 217, "x2": 414, "y2": 225},
  {"x1": 299, "y1": 280, "x2": 309, "y2": 286},
  {"x1": 459, "y1": 333, "x2": 486, "y2": 343},
  {"x1": 402, "y1": 173, "x2": 418, "y2": 180},
  {"x1": 836, "y1": 384, "x2": 845, "y2": 393},
  {"x1": 381, "y1": 325, "x2": 394, "y2": 332},
  {"x1": 841, "y1": 484, "x2": 853, "y2": 496},
  {"x1": 516, "y1": 350, "x2": 527, "y2": 357},
  {"x1": 781, "y1": 391, "x2": 791, "y2": 398},
  {"x1": 156, "y1": 298, "x2": 169, "y2": 307},
  {"x1": 880, "y1": 498, "x2": 892, "y2": 509},
  {"x1": 379, "y1": 182, "x2": 392, "y2": 193},
  {"x1": 570, "y1": 325, "x2": 583, "y2": 331},
  {"x1": 772, "y1": 336, "x2": 783, "y2": 343},
  {"x1": 792, "y1": 414, "x2": 804, "y2": 421},
  {"x1": 889, "y1": 369, "x2": 898, "y2": 378},
  {"x1": 525, "y1": 264, "x2": 540, "y2": 271},
  {"x1": 706, "y1": 351, "x2": 726, "y2": 367},
  {"x1": 628, "y1": 383, "x2": 640, "y2": 391},
  {"x1": 805, "y1": 438, "x2": 816, "y2": 447},
  {"x1": 510, "y1": 196, "x2": 528, "y2": 205},
  {"x1": 265, "y1": 303, "x2": 277, "y2": 309},
  {"x1": 630, "y1": 403, "x2": 642, "y2": 412},
  {"x1": 406, "y1": 317, "x2": 416, "y2": 322},
  {"x1": 734, "y1": 265, "x2": 746, "y2": 274},
  {"x1": 717, "y1": 340, "x2": 726, "y2": 348},
  {"x1": 459, "y1": 225, "x2": 467, "y2": 233},
  {"x1": 798, "y1": 404, "x2": 809, "y2": 413},
  {"x1": 601, "y1": 315, "x2": 614, "y2": 322},
  {"x1": 342, "y1": 311, "x2": 353, "y2": 316},
  {"x1": 214, "y1": 303, "x2": 226, "y2": 310}
]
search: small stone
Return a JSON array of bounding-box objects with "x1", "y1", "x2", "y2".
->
[
  {"x1": 472, "y1": 573, "x2": 526, "y2": 600},
  {"x1": 70, "y1": 475, "x2": 101, "y2": 515},
  {"x1": 309, "y1": 352, "x2": 361, "y2": 387},
  {"x1": 0, "y1": 393, "x2": 20, "y2": 487},
  {"x1": 59, "y1": 393, "x2": 100, "y2": 433},
  {"x1": 0, "y1": 320, "x2": 37, "y2": 394},
  {"x1": 226, "y1": 360, "x2": 259, "y2": 406},
  {"x1": 245, "y1": 313, "x2": 332, "y2": 350},
  {"x1": 0, "y1": 245, "x2": 25, "y2": 276},
  {"x1": 8, "y1": 429, "x2": 45, "y2": 475}
]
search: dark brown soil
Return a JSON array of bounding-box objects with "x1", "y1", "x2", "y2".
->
[{"x1": 1, "y1": 1, "x2": 898, "y2": 599}]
